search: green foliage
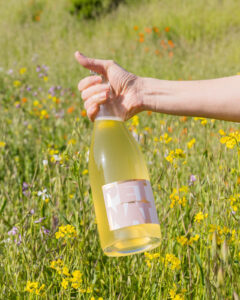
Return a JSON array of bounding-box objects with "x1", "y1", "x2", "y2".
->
[
  {"x1": 0, "y1": 0, "x2": 240, "y2": 298},
  {"x1": 69, "y1": 0, "x2": 125, "y2": 19}
]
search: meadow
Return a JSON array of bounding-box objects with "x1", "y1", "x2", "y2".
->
[{"x1": 0, "y1": 0, "x2": 240, "y2": 298}]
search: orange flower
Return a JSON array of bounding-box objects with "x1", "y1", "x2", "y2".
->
[
  {"x1": 67, "y1": 106, "x2": 75, "y2": 114},
  {"x1": 139, "y1": 37, "x2": 144, "y2": 43},
  {"x1": 35, "y1": 15, "x2": 40, "y2": 22},
  {"x1": 160, "y1": 40, "x2": 167, "y2": 49},
  {"x1": 153, "y1": 26, "x2": 159, "y2": 33},
  {"x1": 133, "y1": 25, "x2": 139, "y2": 31},
  {"x1": 168, "y1": 40, "x2": 175, "y2": 48},
  {"x1": 63, "y1": 134, "x2": 67, "y2": 140},
  {"x1": 168, "y1": 51, "x2": 174, "y2": 58},
  {"x1": 237, "y1": 177, "x2": 240, "y2": 185},
  {"x1": 165, "y1": 26, "x2": 170, "y2": 32},
  {"x1": 181, "y1": 128, "x2": 188, "y2": 135},
  {"x1": 56, "y1": 98, "x2": 60, "y2": 104},
  {"x1": 81, "y1": 110, "x2": 87, "y2": 117},
  {"x1": 145, "y1": 27, "x2": 152, "y2": 33},
  {"x1": 21, "y1": 97, "x2": 27, "y2": 103},
  {"x1": 147, "y1": 111, "x2": 152, "y2": 116},
  {"x1": 139, "y1": 33, "x2": 144, "y2": 38},
  {"x1": 155, "y1": 49, "x2": 161, "y2": 56},
  {"x1": 180, "y1": 116, "x2": 187, "y2": 122},
  {"x1": 144, "y1": 47, "x2": 149, "y2": 53},
  {"x1": 168, "y1": 127, "x2": 173, "y2": 133}
]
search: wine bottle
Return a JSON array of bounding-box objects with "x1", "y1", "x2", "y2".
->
[{"x1": 89, "y1": 77, "x2": 161, "y2": 257}]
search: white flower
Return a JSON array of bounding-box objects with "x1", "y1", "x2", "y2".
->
[
  {"x1": 85, "y1": 150, "x2": 89, "y2": 162},
  {"x1": 42, "y1": 159, "x2": 48, "y2": 166},
  {"x1": 53, "y1": 155, "x2": 61, "y2": 162},
  {"x1": 37, "y1": 189, "x2": 51, "y2": 201}
]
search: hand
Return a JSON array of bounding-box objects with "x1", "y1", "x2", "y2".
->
[{"x1": 75, "y1": 52, "x2": 143, "y2": 121}]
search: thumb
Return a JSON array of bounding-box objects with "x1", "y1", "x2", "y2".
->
[{"x1": 75, "y1": 51, "x2": 111, "y2": 77}]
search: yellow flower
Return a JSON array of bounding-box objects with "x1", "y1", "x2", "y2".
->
[
  {"x1": 82, "y1": 169, "x2": 88, "y2": 175},
  {"x1": 159, "y1": 133, "x2": 172, "y2": 144},
  {"x1": 61, "y1": 278, "x2": 69, "y2": 290},
  {"x1": 165, "y1": 254, "x2": 181, "y2": 270},
  {"x1": 55, "y1": 224, "x2": 77, "y2": 239},
  {"x1": 24, "y1": 281, "x2": 45, "y2": 295},
  {"x1": 19, "y1": 67, "x2": 27, "y2": 75},
  {"x1": 43, "y1": 76, "x2": 48, "y2": 82},
  {"x1": 187, "y1": 138, "x2": 196, "y2": 149},
  {"x1": 131, "y1": 115, "x2": 139, "y2": 127},
  {"x1": 177, "y1": 236, "x2": 188, "y2": 246},
  {"x1": 35, "y1": 284, "x2": 45, "y2": 295},
  {"x1": 33, "y1": 100, "x2": 39, "y2": 106},
  {"x1": 220, "y1": 130, "x2": 240, "y2": 149},
  {"x1": 13, "y1": 80, "x2": 21, "y2": 87},
  {"x1": 25, "y1": 281, "x2": 38, "y2": 293},
  {"x1": 219, "y1": 129, "x2": 225, "y2": 136},
  {"x1": 0, "y1": 141, "x2": 6, "y2": 148},
  {"x1": 40, "y1": 110, "x2": 48, "y2": 119},
  {"x1": 194, "y1": 212, "x2": 208, "y2": 223},
  {"x1": 62, "y1": 266, "x2": 70, "y2": 276},
  {"x1": 68, "y1": 139, "x2": 76, "y2": 145}
]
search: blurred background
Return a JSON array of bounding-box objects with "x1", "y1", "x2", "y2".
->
[{"x1": 1, "y1": 0, "x2": 240, "y2": 88}]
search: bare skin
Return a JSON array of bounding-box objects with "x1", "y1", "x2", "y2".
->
[{"x1": 75, "y1": 51, "x2": 240, "y2": 123}]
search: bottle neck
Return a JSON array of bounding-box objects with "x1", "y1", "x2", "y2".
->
[{"x1": 95, "y1": 103, "x2": 123, "y2": 122}]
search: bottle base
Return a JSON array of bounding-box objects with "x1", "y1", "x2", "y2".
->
[{"x1": 103, "y1": 236, "x2": 161, "y2": 257}]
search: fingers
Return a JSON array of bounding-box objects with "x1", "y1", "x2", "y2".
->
[
  {"x1": 81, "y1": 83, "x2": 110, "y2": 101},
  {"x1": 78, "y1": 75, "x2": 102, "y2": 92},
  {"x1": 84, "y1": 91, "x2": 108, "y2": 110},
  {"x1": 75, "y1": 51, "x2": 113, "y2": 77},
  {"x1": 87, "y1": 104, "x2": 100, "y2": 122}
]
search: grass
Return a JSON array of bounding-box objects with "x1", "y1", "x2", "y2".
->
[{"x1": 0, "y1": 0, "x2": 240, "y2": 298}]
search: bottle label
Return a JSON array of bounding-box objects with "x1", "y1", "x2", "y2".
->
[{"x1": 102, "y1": 179, "x2": 159, "y2": 231}]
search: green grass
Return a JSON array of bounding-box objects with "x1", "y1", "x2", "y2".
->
[{"x1": 0, "y1": 0, "x2": 240, "y2": 298}]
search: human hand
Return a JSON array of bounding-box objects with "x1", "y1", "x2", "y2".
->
[{"x1": 75, "y1": 52, "x2": 143, "y2": 121}]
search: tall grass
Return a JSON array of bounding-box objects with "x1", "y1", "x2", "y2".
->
[{"x1": 0, "y1": 0, "x2": 240, "y2": 299}]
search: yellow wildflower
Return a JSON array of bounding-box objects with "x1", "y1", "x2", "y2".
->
[
  {"x1": 159, "y1": 133, "x2": 172, "y2": 144},
  {"x1": 165, "y1": 254, "x2": 181, "y2": 270},
  {"x1": 24, "y1": 281, "x2": 45, "y2": 295},
  {"x1": 220, "y1": 130, "x2": 240, "y2": 149},
  {"x1": 33, "y1": 100, "x2": 39, "y2": 106},
  {"x1": 61, "y1": 278, "x2": 69, "y2": 290},
  {"x1": 40, "y1": 110, "x2": 48, "y2": 119},
  {"x1": 82, "y1": 169, "x2": 88, "y2": 175},
  {"x1": 0, "y1": 141, "x2": 6, "y2": 148},
  {"x1": 43, "y1": 76, "x2": 48, "y2": 82},
  {"x1": 13, "y1": 80, "x2": 21, "y2": 87},
  {"x1": 55, "y1": 224, "x2": 77, "y2": 239},
  {"x1": 177, "y1": 236, "x2": 188, "y2": 246},
  {"x1": 19, "y1": 67, "x2": 27, "y2": 75},
  {"x1": 62, "y1": 266, "x2": 70, "y2": 276},
  {"x1": 131, "y1": 115, "x2": 139, "y2": 127},
  {"x1": 187, "y1": 138, "x2": 196, "y2": 149},
  {"x1": 219, "y1": 129, "x2": 225, "y2": 136},
  {"x1": 68, "y1": 139, "x2": 76, "y2": 145},
  {"x1": 194, "y1": 212, "x2": 208, "y2": 223}
]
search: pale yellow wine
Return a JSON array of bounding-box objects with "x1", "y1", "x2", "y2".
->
[{"x1": 89, "y1": 117, "x2": 161, "y2": 257}]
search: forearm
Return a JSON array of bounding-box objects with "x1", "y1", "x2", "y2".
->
[{"x1": 139, "y1": 75, "x2": 240, "y2": 122}]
